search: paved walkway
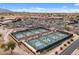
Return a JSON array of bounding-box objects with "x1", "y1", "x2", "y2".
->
[{"x1": 60, "y1": 39, "x2": 79, "y2": 55}]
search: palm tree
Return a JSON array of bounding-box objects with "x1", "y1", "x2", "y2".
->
[{"x1": 0, "y1": 41, "x2": 16, "y2": 54}]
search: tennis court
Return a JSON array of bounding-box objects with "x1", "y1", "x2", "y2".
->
[
  {"x1": 26, "y1": 31, "x2": 72, "y2": 52},
  {"x1": 11, "y1": 28, "x2": 48, "y2": 40}
]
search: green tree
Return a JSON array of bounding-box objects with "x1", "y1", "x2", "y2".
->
[
  {"x1": 64, "y1": 24, "x2": 70, "y2": 31},
  {"x1": 76, "y1": 32, "x2": 79, "y2": 35},
  {"x1": 64, "y1": 44, "x2": 67, "y2": 47},
  {"x1": 70, "y1": 39, "x2": 74, "y2": 42},
  {"x1": 0, "y1": 41, "x2": 16, "y2": 54},
  {"x1": 55, "y1": 51, "x2": 58, "y2": 55},
  {"x1": 0, "y1": 16, "x2": 5, "y2": 20},
  {"x1": 67, "y1": 41, "x2": 70, "y2": 44},
  {"x1": 0, "y1": 33, "x2": 2, "y2": 37},
  {"x1": 60, "y1": 47, "x2": 63, "y2": 50}
]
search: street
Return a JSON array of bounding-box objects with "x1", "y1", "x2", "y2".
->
[{"x1": 60, "y1": 39, "x2": 79, "y2": 55}]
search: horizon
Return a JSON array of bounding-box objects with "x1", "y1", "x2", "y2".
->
[{"x1": 0, "y1": 3, "x2": 79, "y2": 13}]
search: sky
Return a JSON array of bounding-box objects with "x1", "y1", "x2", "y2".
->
[{"x1": 0, "y1": 3, "x2": 79, "y2": 13}]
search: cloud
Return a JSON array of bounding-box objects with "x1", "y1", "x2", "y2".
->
[
  {"x1": 62, "y1": 6, "x2": 67, "y2": 8},
  {"x1": 10, "y1": 7, "x2": 79, "y2": 13},
  {"x1": 74, "y1": 3, "x2": 79, "y2": 6}
]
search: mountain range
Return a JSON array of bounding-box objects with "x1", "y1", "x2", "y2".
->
[{"x1": 0, "y1": 8, "x2": 13, "y2": 13}]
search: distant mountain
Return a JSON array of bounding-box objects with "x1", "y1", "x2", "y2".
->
[{"x1": 0, "y1": 8, "x2": 13, "y2": 13}]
